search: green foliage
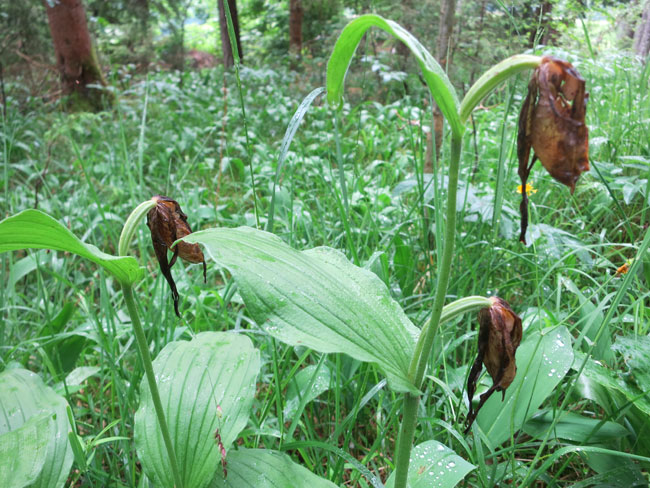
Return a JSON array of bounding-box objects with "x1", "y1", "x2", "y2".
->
[
  {"x1": 0, "y1": 209, "x2": 143, "y2": 285},
  {"x1": 184, "y1": 226, "x2": 420, "y2": 393},
  {"x1": 135, "y1": 332, "x2": 260, "y2": 488},
  {"x1": 0, "y1": 369, "x2": 73, "y2": 488}
]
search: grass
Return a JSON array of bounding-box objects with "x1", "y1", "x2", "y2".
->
[{"x1": 1, "y1": 43, "x2": 650, "y2": 487}]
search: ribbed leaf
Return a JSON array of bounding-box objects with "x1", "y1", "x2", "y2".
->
[
  {"x1": 476, "y1": 326, "x2": 574, "y2": 446},
  {"x1": 183, "y1": 227, "x2": 419, "y2": 394},
  {"x1": 0, "y1": 413, "x2": 53, "y2": 488},
  {"x1": 211, "y1": 449, "x2": 337, "y2": 488},
  {"x1": 326, "y1": 14, "x2": 462, "y2": 137},
  {"x1": 0, "y1": 368, "x2": 73, "y2": 488},
  {"x1": 385, "y1": 441, "x2": 475, "y2": 488},
  {"x1": 135, "y1": 332, "x2": 260, "y2": 488},
  {"x1": 0, "y1": 209, "x2": 142, "y2": 285}
]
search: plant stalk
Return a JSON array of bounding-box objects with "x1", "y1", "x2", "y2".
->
[
  {"x1": 393, "y1": 133, "x2": 462, "y2": 488},
  {"x1": 122, "y1": 283, "x2": 184, "y2": 488}
]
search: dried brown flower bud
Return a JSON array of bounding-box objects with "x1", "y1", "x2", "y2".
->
[
  {"x1": 517, "y1": 56, "x2": 589, "y2": 243},
  {"x1": 465, "y1": 297, "x2": 522, "y2": 433},
  {"x1": 146, "y1": 195, "x2": 206, "y2": 317}
]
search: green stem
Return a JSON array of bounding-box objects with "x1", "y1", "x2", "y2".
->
[
  {"x1": 393, "y1": 394, "x2": 420, "y2": 488},
  {"x1": 409, "y1": 134, "x2": 462, "y2": 388},
  {"x1": 122, "y1": 283, "x2": 184, "y2": 488},
  {"x1": 393, "y1": 134, "x2": 462, "y2": 488},
  {"x1": 118, "y1": 201, "x2": 183, "y2": 488}
]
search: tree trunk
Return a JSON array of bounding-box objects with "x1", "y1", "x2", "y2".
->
[
  {"x1": 43, "y1": 0, "x2": 110, "y2": 111},
  {"x1": 428, "y1": 0, "x2": 456, "y2": 169},
  {"x1": 634, "y1": 0, "x2": 650, "y2": 58},
  {"x1": 289, "y1": 0, "x2": 303, "y2": 59},
  {"x1": 218, "y1": 0, "x2": 243, "y2": 68}
]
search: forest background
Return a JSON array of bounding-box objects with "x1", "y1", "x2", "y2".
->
[{"x1": 1, "y1": 0, "x2": 650, "y2": 487}]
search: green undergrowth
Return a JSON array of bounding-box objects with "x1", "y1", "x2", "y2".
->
[{"x1": 1, "y1": 46, "x2": 649, "y2": 486}]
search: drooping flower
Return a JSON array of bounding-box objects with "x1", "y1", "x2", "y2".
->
[
  {"x1": 147, "y1": 195, "x2": 206, "y2": 317},
  {"x1": 465, "y1": 297, "x2": 523, "y2": 433},
  {"x1": 517, "y1": 56, "x2": 589, "y2": 244}
]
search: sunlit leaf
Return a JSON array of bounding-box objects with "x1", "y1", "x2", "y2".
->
[
  {"x1": 326, "y1": 14, "x2": 462, "y2": 137},
  {"x1": 211, "y1": 449, "x2": 338, "y2": 488},
  {"x1": 183, "y1": 227, "x2": 419, "y2": 394},
  {"x1": 385, "y1": 441, "x2": 475, "y2": 488},
  {"x1": 0, "y1": 368, "x2": 74, "y2": 488},
  {"x1": 476, "y1": 326, "x2": 574, "y2": 446},
  {"x1": 0, "y1": 209, "x2": 142, "y2": 285},
  {"x1": 135, "y1": 332, "x2": 260, "y2": 488}
]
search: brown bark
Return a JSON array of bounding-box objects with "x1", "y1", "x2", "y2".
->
[
  {"x1": 289, "y1": 0, "x2": 303, "y2": 58},
  {"x1": 44, "y1": 0, "x2": 110, "y2": 111},
  {"x1": 428, "y1": 0, "x2": 456, "y2": 169},
  {"x1": 634, "y1": 0, "x2": 650, "y2": 58},
  {"x1": 218, "y1": 0, "x2": 243, "y2": 68}
]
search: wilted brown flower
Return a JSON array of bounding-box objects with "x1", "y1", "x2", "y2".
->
[
  {"x1": 147, "y1": 195, "x2": 206, "y2": 317},
  {"x1": 517, "y1": 56, "x2": 589, "y2": 244},
  {"x1": 465, "y1": 297, "x2": 522, "y2": 433}
]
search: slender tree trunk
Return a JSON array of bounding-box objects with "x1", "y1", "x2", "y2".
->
[
  {"x1": 218, "y1": 0, "x2": 242, "y2": 68},
  {"x1": 634, "y1": 0, "x2": 650, "y2": 58},
  {"x1": 289, "y1": 0, "x2": 303, "y2": 59},
  {"x1": 43, "y1": 0, "x2": 110, "y2": 111},
  {"x1": 429, "y1": 0, "x2": 456, "y2": 168}
]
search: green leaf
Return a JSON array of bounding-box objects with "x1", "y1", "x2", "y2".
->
[
  {"x1": 477, "y1": 326, "x2": 574, "y2": 446},
  {"x1": 0, "y1": 209, "x2": 143, "y2": 285},
  {"x1": 326, "y1": 14, "x2": 463, "y2": 137},
  {"x1": 135, "y1": 332, "x2": 261, "y2": 488},
  {"x1": 523, "y1": 409, "x2": 629, "y2": 444},
  {"x1": 384, "y1": 441, "x2": 475, "y2": 488},
  {"x1": 283, "y1": 364, "x2": 332, "y2": 420},
  {"x1": 211, "y1": 449, "x2": 338, "y2": 488},
  {"x1": 0, "y1": 413, "x2": 53, "y2": 488},
  {"x1": 183, "y1": 227, "x2": 419, "y2": 394},
  {"x1": 0, "y1": 368, "x2": 74, "y2": 488}
]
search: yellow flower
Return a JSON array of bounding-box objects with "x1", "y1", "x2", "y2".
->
[{"x1": 516, "y1": 183, "x2": 538, "y2": 196}]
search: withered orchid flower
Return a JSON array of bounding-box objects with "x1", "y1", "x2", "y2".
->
[
  {"x1": 465, "y1": 297, "x2": 522, "y2": 433},
  {"x1": 517, "y1": 55, "x2": 589, "y2": 244},
  {"x1": 147, "y1": 195, "x2": 206, "y2": 317}
]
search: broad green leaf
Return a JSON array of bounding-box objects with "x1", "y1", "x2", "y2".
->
[
  {"x1": 326, "y1": 14, "x2": 463, "y2": 137},
  {"x1": 135, "y1": 332, "x2": 260, "y2": 488},
  {"x1": 612, "y1": 335, "x2": 650, "y2": 396},
  {"x1": 0, "y1": 368, "x2": 74, "y2": 488},
  {"x1": 183, "y1": 227, "x2": 419, "y2": 393},
  {"x1": 0, "y1": 413, "x2": 53, "y2": 488},
  {"x1": 523, "y1": 409, "x2": 629, "y2": 444},
  {"x1": 211, "y1": 449, "x2": 337, "y2": 488},
  {"x1": 574, "y1": 346, "x2": 650, "y2": 417},
  {"x1": 477, "y1": 326, "x2": 574, "y2": 446},
  {"x1": 385, "y1": 441, "x2": 475, "y2": 488},
  {"x1": 0, "y1": 209, "x2": 142, "y2": 285},
  {"x1": 283, "y1": 364, "x2": 332, "y2": 419}
]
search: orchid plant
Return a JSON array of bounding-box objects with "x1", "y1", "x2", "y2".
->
[{"x1": 0, "y1": 14, "x2": 592, "y2": 488}]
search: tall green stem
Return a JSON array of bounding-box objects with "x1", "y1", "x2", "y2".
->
[
  {"x1": 122, "y1": 284, "x2": 183, "y2": 488},
  {"x1": 118, "y1": 201, "x2": 183, "y2": 488},
  {"x1": 393, "y1": 134, "x2": 462, "y2": 488}
]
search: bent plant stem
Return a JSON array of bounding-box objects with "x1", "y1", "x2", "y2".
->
[
  {"x1": 119, "y1": 201, "x2": 183, "y2": 488},
  {"x1": 122, "y1": 283, "x2": 184, "y2": 488},
  {"x1": 393, "y1": 134, "x2": 462, "y2": 488}
]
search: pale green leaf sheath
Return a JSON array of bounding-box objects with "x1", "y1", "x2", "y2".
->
[{"x1": 184, "y1": 227, "x2": 420, "y2": 394}]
